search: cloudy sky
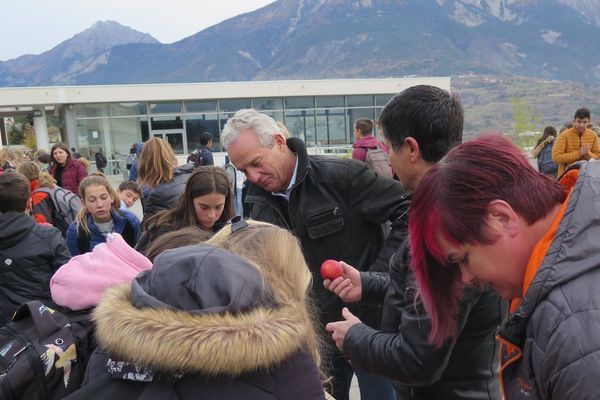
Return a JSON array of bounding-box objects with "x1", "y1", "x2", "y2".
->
[{"x1": 0, "y1": 0, "x2": 274, "y2": 61}]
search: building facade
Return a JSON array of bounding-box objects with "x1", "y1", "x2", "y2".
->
[{"x1": 0, "y1": 77, "x2": 450, "y2": 168}]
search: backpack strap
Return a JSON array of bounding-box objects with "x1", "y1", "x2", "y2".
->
[{"x1": 76, "y1": 223, "x2": 91, "y2": 255}]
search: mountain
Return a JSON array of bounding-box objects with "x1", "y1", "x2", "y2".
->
[
  {"x1": 2, "y1": 0, "x2": 599, "y2": 87},
  {"x1": 0, "y1": 20, "x2": 159, "y2": 86}
]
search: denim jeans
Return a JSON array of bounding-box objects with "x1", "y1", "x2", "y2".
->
[{"x1": 330, "y1": 355, "x2": 396, "y2": 400}]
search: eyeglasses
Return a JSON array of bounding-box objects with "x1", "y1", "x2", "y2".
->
[{"x1": 231, "y1": 215, "x2": 249, "y2": 233}]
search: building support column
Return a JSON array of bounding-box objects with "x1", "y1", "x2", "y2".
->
[
  {"x1": 33, "y1": 107, "x2": 49, "y2": 151},
  {"x1": 63, "y1": 105, "x2": 78, "y2": 151}
]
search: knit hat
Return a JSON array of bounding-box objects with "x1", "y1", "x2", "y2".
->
[{"x1": 51, "y1": 233, "x2": 152, "y2": 310}]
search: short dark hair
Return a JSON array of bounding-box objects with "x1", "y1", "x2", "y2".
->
[
  {"x1": 574, "y1": 107, "x2": 591, "y2": 120},
  {"x1": 0, "y1": 171, "x2": 30, "y2": 213},
  {"x1": 200, "y1": 132, "x2": 213, "y2": 146},
  {"x1": 354, "y1": 118, "x2": 374, "y2": 136},
  {"x1": 379, "y1": 85, "x2": 463, "y2": 163},
  {"x1": 118, "y1": 180, "x2": 142, "y2": 196}
]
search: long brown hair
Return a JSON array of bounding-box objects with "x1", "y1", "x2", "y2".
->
[
  {"x1": 143, "y1": 166, "x2": 234, "y2": 232},
  {"x1": 50, "y1": 143, "x2": 71, "y2": 167},
  {"x1": 136, "y1": 138, "x2": 176, "y2": 188}
]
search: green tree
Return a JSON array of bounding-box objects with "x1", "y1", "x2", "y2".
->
[{"x1": 511, "y1": 97, "x2": 540, "y2": 149}]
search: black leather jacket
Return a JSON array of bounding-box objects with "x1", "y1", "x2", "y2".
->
[
  {"x1": 245, "y1": 137, "x2": 408, "y2": 327},
  {"x1": 344, "y1": 200, "x2": 503, "y2": 399}
]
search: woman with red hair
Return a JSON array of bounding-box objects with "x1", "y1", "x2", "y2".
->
[{"x1": 409, "y1": 133, "x2": 600, "y2": 399}]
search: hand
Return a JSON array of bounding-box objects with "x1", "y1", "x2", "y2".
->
[
  {"x1": 322, "y1": 261, "x2": 362, "y2": 302},
  {"x1": 580, "y1": 144, "x2": 590, "y2": 156},
  {"x1": 325, "y1": 307, "x2": 362, "y2": 351}
]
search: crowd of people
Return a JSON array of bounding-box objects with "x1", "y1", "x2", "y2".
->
[{"x1": 1, "y1": 85, "x2": 599, "y2": 400}]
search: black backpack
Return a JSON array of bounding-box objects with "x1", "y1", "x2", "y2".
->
[
  {"x1": 538, "y1": 143, "x2": 558, "y2": 175},
  {"x1": 187, "y1": 148, "x2": 209, "y2": 168},
  {"x1": 0, "y1": 301, "x2": 93, "y2": 400},
  {"x1": 33, "y1": 187, "x2": 82, "y2": 236}
]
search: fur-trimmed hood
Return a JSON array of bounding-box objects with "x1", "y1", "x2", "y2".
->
[{"x1": 93, "y1": 245, "x2": 312, "y2": 377}]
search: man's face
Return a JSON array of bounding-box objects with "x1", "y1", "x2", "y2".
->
[
  {"x1": 353, "y1": 126, "x2": 361, "y2": 141},
  {"x1": 227, "y1": 129, "x2": 291, "y2": 193},
  {"x1": 574, "y1": 117, "x2": 590, "y2": 134},
  {"x1": 383, "y1": 136, "x2": 417, "y2": 190}
]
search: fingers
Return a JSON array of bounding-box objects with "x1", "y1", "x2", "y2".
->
[{"x1": 327, "y1": 277, "x2": 354, "y2": 300}]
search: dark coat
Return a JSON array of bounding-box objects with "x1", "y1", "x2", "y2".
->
[
  {"x1": 142, "y1": 163, "x2": 194, "y2": 220},
  {"x1": 345, "y1": 201, "x2": 502, "y2": 399},
  {"x1": 245, "y1": 137, "x2": 408, "y2": 327},
  {"x1": 0, "y1": 212, "x2": 70, "y2": 325},
  {"x1": 66, "y1": 245, "x2": 325, "y2": 400},
  {"x1": 49, "y1": 158, "x2": 87, "y2": 196},
  {"x1": 497, "y1": 160, "x2": 600, "y2": 399}
]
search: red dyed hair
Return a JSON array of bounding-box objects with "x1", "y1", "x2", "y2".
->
[{"x1": 409, "y1": 134, "x2": 566, "y2": 347}]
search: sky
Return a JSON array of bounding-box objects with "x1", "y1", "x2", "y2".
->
[{"x1": 0, "y1": 0, "x2": 275, "y2": 61}]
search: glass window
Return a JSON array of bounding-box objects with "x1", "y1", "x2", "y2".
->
[
  {"x1": 149, "y1": 102, "x2": 182, "y2": 114},
  {"x1": 151, "y1": 115, "x2": 183, "y2": 130},
  {"x1": 110, "y1": 102, "x2": 147, "y2": 116},
  {"x1": 185, "y1": 100, "x2": 217, "y2": 113},
  {"x1": 346, "y1": 95, "x2": 374, "y2": 108},
  {"x1": 74, "y1": 104, "x2": 109, "y2": 118},
  {"x1": 376, "y1": 94, "x2": 394, "y2": 107},
  {"x1": 186, "y1": 114, "x2": 221, "y2": 152},
  {"x1": 110, "y1": 117, "x2": 145, "y2": 161},
  {"x1": 316, "y1": 108, "x2": 346, "y2": 145},
  {"x1": 253, "y1": 97, "x2": 283, "y2": 110},
  {"x1": 219, "y1": 98, "x2": 251, "y2": 113},
  {"x1": 285, "y1": 96, "x2": 314, "y2": 109},
  {"x1": 75, "y1": 118, "x2": 106, "y2": 160},
  {"x1": 285, "y1": 110, "x2": 316, "y2": 147},
  {"x1": 316, "y1": 96, "x2": 344, "y2": 108}
]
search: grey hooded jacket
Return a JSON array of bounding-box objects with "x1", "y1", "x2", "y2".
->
[{"x1": 497, "y1": 160, "x2": 600, "y2": 399}]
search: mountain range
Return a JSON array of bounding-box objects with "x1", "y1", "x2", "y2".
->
[{"x1": 1, "y1": 0, "x2": 600, "y2": 87}]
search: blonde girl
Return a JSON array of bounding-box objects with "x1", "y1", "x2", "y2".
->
[{"x1": 66, "y1": 173, "x2": 140, "y2": 255}]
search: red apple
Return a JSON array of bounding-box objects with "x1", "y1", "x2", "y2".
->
[{"x1": 320, "y1": 259, "x2": 344, "y2": 280}]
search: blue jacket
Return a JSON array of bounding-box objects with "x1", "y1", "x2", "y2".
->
[
  {"x1": 128, "y1": 143, "x2": 144, "y2": 182},
  {"x1": 66, "y1": 209, "x2": 141, "y2": 256}
]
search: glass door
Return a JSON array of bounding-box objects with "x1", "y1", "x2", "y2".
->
[{"x1": 150, "y1": 130, "x2": 186, "y2": 155}]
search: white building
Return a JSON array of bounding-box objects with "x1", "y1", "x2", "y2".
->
[{"x1": 0, "y1": 77, "x2": 450, "y2": 168}]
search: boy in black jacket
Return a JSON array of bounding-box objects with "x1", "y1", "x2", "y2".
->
[{"x1": 0, "y1": 172, "x2": 70, "y2": 325}]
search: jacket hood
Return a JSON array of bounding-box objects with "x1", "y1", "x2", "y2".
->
[
  {"x1": 94, "y1": 245, "x2": 310, "y2": 376},
  {"x1": 174, "y1": 162, "x2": 195, "y2": 175},
  {"x1": 352, "y1": 135, "x2": 380, "y2": 149},
  {"x1": 0, "y1": 212, "x2": 36, "y2": 248},
  {"x1": 518, "y1": 160, "x2": 600, "y2": 319}
]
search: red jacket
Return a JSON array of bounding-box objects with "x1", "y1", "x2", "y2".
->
[
  {"x1": 29, "y1": 179, "x2": 54, "y2": 225},
  {"x1": 352, "y1": 135, "x2": 381, "y2": 162},
  {"x1": 49, "y1": 158, "x2": 87, "y2": 196}
]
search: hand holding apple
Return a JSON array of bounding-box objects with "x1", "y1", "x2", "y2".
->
[{"x1": 322, "y1": 261, "x2": 362, "y2": 302}]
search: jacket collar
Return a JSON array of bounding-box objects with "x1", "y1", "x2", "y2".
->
[{"x1": 94, "y1": 284, "x2": 311, "y2": 376}]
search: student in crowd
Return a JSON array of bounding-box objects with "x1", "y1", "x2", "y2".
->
[
  {"x1": 116, "y1": 180, "x2": 142, "y2": 211},
  {"x1": 187, "y1": 132, "x2": 214, "y2": 167},
  {"x1": 409, "y1": 133, "x2": 600, "y2": 399},
  {"x1": 532, "y1": 126, "x2": 558, "y2": 177},
  {"x1": 49, "y1": 143, "x2": 87, "y2": 196},
  {"x1": 67, "y1": 220, "x2": 326, "y2": 400},
  {"x1": 34, "y1": 149, "x2": 51, "y2": 172},
  {"x1": 0, "y1": 172, "x2": 70, "y2": 325},
  {"x1": 324, "y1": 85, "x2": 501, "y2": 399},
  {"x1": 222, "y1": 109, "x2": 407, "y2": 400},
  {"x1": 135, "y1": 166, "x2": 234, "y2": 253},
  {"x1": 66, "y1": 174, "x2": 140, "y2": 256},
  {"x1": 136, "y1": 137, "x2": 193, "y2": 220},
  {"x1": 0, "y1": 148, "x2": 17, "y2": 173},
  {"x1": 552, "y1": 107, "x2": 600, "y2": 176},
  {"x1": 127, "y1": 142, "x2": 144, "y2": 182},
  {"x1": 17, "y1": 161, "x2": 55, "y2": 225}
]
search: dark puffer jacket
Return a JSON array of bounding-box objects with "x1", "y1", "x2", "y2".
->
[
  {"x1": 345, "y1": 205, "x2": 502, "y2": 399},
  {"x1": 141, "y1": 163, "x2": 194, "y2": 220},
  {"x1": 245, "y1": 137, "x2": 408, "y2": 328},
  {"x1": 49, "y1": 158, "x2": 87, "y2": 196},
  {"x1": 0, "y1": 212, "x2": 71, "y2": 325},
  {"x1": 66, "y1": 245, "x2": 325, "y2": 400},
  {"x1": 497, "y1": 160, "x2": 600, "y2": 399}
]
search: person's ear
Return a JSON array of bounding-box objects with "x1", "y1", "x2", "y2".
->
[
  {"x1": 274, "y1": 134, "x2": 287, "y2": 151},
  {"x1": 404, "y1": 137, "x2": 421, "y2": 162},
  {"x1": 486, "y1": 200, "x2": 519, "y2": 238}
]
